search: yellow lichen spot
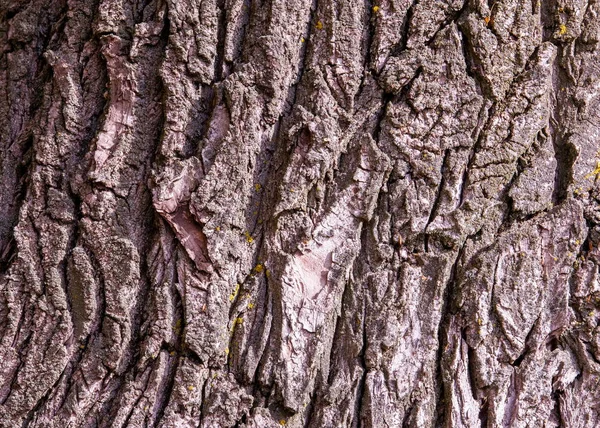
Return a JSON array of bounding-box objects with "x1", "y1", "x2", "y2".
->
[
  {"x1": 254, "y1": 263, "x2": 264, "y2": 274},
  {"x1": 373, "y1": 5, "x2": 380, "y2": 12},
  {"x1": 265, "y1": 269, "x2": 271, "y2": 278},
  {"x1": 559, "y1": 24, "x2": 567, "y2": 35},
  {"x1": 173, "y1": 318, "x2": 183, "y2": 335},
  {"x1": 215, "y1": 226, "x2": 221, "y2": 232},
  {"x1": 484, "y1": 16, "x2": 491, "y2": 25},
  {"x1": 170, "y1": 351, "x2": 176, "y2": 356},
  {"x1": 187, "y1": 385, "x2": 195, "y2": 391},
  {"x1": 79, "y1": 344, "x2": 85, "y2": 349},
  {"x1": 316, "y1": 21, "x2": 323, "y2": 30},
  {"x1": 225, "y1": 347, "x2": 230, "y2": 355},
  {"x1": 229, "y1": 283, "x2": 240, "y2": 302},
  {"x1": 254, "y1": 183, "x2": 261, "y2": 191},
  {"x1": 244, "y1": 231, "x2": 254, "y2": 244},
  {"x1": 477, "y1": 318, "x2": 482, "y2": 326},
  {"x1": 584, "y1": 161, "x2": 600, "y2": 180},
  {"x1": 230, "y1": 316, "x2": 244, "y2": 332},
  {"x1": 279, "y1": 420, "x2": 286, "y2": 426},
  {"x1": 301, "y1": 37, "x2": 306, "y2": 43},
  {"x1": 248, "y1": 302, "x2": 255, "y2": 309}
]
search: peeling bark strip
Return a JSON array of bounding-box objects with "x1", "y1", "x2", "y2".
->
[{"x1": 1, "y1": 0, "x2": 600, "y2": 426}]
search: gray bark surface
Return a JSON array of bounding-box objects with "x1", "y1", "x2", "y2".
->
[{"x1": 1, "y1": 0, "x2": 600, "y2": 426}]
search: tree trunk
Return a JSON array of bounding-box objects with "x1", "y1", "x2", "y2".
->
[{"x1": 1, "y1": 0, "x2": 599, "y2": 426}]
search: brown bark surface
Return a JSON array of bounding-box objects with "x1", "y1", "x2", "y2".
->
[{"x1": 1, "y1": 0, "x2": 600, "y2": 426}]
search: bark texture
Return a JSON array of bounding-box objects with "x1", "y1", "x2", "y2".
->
[{"x1": 1, "y1": 0, "x2": 600, "y2": 426}]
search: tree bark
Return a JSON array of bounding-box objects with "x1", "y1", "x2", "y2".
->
[{"x1": 1, "y1": 0, "x2": 600, "y2": 426}]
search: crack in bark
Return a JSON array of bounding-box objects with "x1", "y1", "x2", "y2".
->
[{"x1": 152, "y1": 255, "x2": 184, "y2": 427}]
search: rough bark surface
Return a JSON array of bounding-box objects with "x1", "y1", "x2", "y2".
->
[{"x1": 1, "y1": 0, "x2": 600, "y2": 426}]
